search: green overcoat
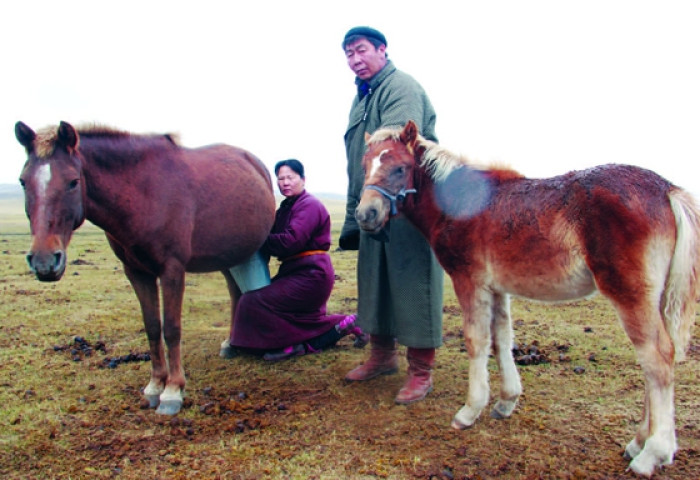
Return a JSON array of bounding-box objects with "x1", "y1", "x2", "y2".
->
[{"x1": 342, "y1": 60, "x2": 444, "y2": 348}]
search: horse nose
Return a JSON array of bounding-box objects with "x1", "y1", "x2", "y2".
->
[
  {"x1": 27, "y1": 250, "x2": 66, "y2": 280},
  {"x1": 355, "y1": 205, "x2": 377, "y2": 225}
]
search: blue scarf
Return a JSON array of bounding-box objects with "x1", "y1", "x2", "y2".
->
[{"x1": 356, "y1": 78, "x2": 371, "y2": 99}]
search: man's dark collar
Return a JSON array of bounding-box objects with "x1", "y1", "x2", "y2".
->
[{"x1": 355, "y1": 60, "x2": 395, "y2": 98}]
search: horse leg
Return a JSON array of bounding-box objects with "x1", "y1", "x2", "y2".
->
[
  {"x1": 489, "y1": 293, "x2": 522, "y2": 419},
  {"x1": 451, "y1": 281, "x2": 494, "y2": 429},
  {"x1": 624, "y1": 387, "x2": 650, "y2": 461},
  {"x1": 616, "y1": 305, "x2": 677, "y2": 477},
  {"x1": 123, "y1": 266, "x2": 165, "y2": 409},
  {"x1": 155, "y1": 262, "x2": 187, "y2": 415}
]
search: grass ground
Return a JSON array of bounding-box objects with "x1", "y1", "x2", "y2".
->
[{"x1": 0, "y1": 195, "x2": 698, "y2": 479}]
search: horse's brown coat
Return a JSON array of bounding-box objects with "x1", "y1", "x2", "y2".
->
[{"x1": 16, "y1": 121, "x2": 275, "y2": 415}]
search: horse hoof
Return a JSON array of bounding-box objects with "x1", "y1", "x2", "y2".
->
[
  {"x1": 156, "y1": 399, "x2": 182, "y2": 415},
  {"x1": 627, "y1": 463, "x2": 654, "y2": 478},
  {"x1": 451, "y1": 418, "x2": 470, "y2": 430},
  {"x1": 490, "y1": 399, "x2": 517, "y2": 420},
  {"x1": 624, "y1": 439, "x2": 643, "y2": 460},
  {"x1": 490, "y1": 408, "x2": 506, "y2": 420},
  {"x1": 144, "y1": 394, "x2": 160, "y2": 409}
]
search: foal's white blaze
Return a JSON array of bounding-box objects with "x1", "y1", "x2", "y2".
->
[{"x1": 369, "y1": 149, "x2": 389, "y2": 179}]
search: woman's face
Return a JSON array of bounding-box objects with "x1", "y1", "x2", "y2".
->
[{"x1": 276, "y1": 165, "x2": 305, "y2": 198}]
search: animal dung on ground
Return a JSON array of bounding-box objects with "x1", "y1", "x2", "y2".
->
[{"x1": 511, "y1": 342, "x2": 550, "y2": 365}]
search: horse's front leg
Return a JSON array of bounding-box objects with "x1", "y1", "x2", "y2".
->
[
  {"x1": 489, "y1": 293, "x2": 521, "y2": 419},
  {"x1": 122, "y1": 265, "x2": 166, "y2": 409},
  {"x1": 451, "y1": 281, "x2": 494, "y2": 429},
  {"x1": 156, "y1": 261, "x2": 187, "y2": 415}
]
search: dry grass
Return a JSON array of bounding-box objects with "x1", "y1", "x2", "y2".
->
[{"x1": 0, "y1": 195, "x2": 698, "y2": 479}]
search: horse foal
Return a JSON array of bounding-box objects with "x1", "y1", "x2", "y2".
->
[{"x1": 356, "y1": 120, "x2": 700, "y2": 477}]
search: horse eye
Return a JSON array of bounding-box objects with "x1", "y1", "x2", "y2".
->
[
  {"x1": 67, "y1": 179, "x2": 79, "y2": 191},
  {"x1": 19, "y1": 179, "x2": 26, "y2": 189}
]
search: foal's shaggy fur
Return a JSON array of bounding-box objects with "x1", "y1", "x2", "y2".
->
[{"x1": 357, "y1": 120, "x2": 700, "y2": 477}]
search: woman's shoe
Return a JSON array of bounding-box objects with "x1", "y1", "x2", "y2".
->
[
  {"x1": 263, "y1": 343, "x2": 305, "y2": 362},
  {"x1": 219, "y1": 339, "x2": 239, "y2": 359},
  {"x1": 353, "y1": 331, "x2": 370, "y2": 348}
]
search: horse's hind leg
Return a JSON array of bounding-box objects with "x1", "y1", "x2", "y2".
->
[
  {"x1": 616, "y1": 304, "x2": 677, "y2": 477},
  {"x1": 489, "y1": 293, "x2": 521, "y2": 419},
  {"x1": 123, "y1": 266, "x2": 165, "y2": 409},
  {"x1": 451, "y1": 280, "x2": 494, "y2": 429},
  {"x1": 624, "y1": 387, "x2": 650, "y2": 461}
]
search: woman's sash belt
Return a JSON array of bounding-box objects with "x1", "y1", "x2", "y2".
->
[{"x1": 281, "y1": 250, "x2": 327, "y2": 263}]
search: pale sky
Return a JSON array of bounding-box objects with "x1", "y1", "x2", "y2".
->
[{"x1": 2, "y1": 1, "x2": 699, "y2": 197}]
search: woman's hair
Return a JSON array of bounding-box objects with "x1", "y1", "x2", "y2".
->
[{"x1": 274, "y1": 159, "x2": 305, "y2": 179}]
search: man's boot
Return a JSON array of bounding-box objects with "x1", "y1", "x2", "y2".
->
[
  {"x1": 345, "y1": 335, "x2": 399, "y2": 381},
  {"x1": 395, "y1": 347, "x2": 435, "y2": 404}
]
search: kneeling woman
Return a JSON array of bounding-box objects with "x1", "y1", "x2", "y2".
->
[{"x1": 222, "y1": 159, "x2": 366, "y2": 361}]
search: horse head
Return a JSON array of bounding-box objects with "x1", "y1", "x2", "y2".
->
[
  {"x1": 16, "y1": 121, "x2": 86, "y2": 281},
  {"x1": 355, "y1": 120, "x2": 421, "y2": 234}
]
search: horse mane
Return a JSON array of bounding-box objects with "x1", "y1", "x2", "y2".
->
[
  {"x1": 77, "y1": 124, "x2": 182, "y2": 146},
  {"x1": 368, "y1": 126, "x2": 525, "y2": 184},
  {"x1": 34, "y1": 123, "x2": 181, "y2": 158}
]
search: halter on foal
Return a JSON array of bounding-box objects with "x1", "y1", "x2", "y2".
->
[
  {"x1": 356, "y1": 120, "x2": 700, "y2": 477},
  {"x1": 16, "y1": 121, "x2": 275, "y2": 415}
]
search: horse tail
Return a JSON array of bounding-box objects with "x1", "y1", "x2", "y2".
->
[{"x1": 663, "y1": 188, "x2": 700, "y2": 362}]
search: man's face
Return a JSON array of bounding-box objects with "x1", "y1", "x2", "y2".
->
[{"x1": 345, "y1": 38, "x2": 387, "y2": 81}]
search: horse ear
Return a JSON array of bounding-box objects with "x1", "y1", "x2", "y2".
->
[
  {"x1": 57, "y1": 121, "x2": 79, "y2": 151},
  {"x1": 400, "y1": 120, "x2": 418, "y2": 146},
  {"x1": 364, "y1": 132, "x2": 371, "y2": 144},
  {"x1": 15, "y1": 121, "x2": 36, "y2": 152}
]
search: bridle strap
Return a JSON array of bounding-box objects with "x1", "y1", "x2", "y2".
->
[{"x1": 363, "y1": 184, "x2": 417, "y2": 216}]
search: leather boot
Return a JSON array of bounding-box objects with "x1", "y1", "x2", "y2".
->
[
  {"x1": 345, "y1": 335, "x2": 399, "y2": 381},
  {"x1": 395, "y1": 347, "x2": 435, "y2": 404}
]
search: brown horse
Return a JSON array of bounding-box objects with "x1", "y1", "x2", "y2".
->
[
  {"x1": 15, "y1": 121, "x2": 275, "y2": 415},
  {"x1": 355, "y1": 120, "x2": 700, "y2": 477}
]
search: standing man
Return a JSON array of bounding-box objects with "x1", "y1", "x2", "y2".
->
[{"x1": 340, "y1": 26, "x2": 444, "y2": 404}]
